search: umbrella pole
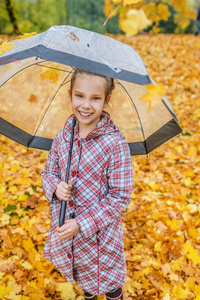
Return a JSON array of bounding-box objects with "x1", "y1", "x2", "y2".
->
[{"x1": 59, "y1": 115, "x2": 76, "y2": 227}]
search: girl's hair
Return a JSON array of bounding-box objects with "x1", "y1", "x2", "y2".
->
[{"x1": 69, "y1": 68, "x2": 115, "y2": 101}]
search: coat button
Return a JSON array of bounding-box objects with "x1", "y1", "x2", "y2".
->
[
  {"x1": 78, "y1": 140, "x2": 81, "y2": 147},
  {"x1": 67, "y1": 253, "x2": 72, "y2": 259},
  {"x1": 69, "y1": 201, "x2": 73, "y2": 207},
  {"x1": 71, "y1": 171, "x2": 76, "y2": 177}
]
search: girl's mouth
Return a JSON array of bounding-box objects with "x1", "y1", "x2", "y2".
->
[{"x1": 78, "y1": 111, "x2": 93, "y2": 117}]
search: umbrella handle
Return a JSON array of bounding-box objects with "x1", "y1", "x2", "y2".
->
[{"x1": 59, "y1": 116, "x2": 76, "y2": 227}]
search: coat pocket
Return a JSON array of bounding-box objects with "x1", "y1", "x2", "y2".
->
[{"x1": 46, "y1": 203, "x2": 74, "y2": 278}]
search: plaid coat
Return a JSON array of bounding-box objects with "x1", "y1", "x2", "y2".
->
[{"x1": 41, "y1": 112, "x2": 133, "y2": 295}]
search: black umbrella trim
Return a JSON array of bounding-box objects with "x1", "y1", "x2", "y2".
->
[
  {"x1": 0, "y1": 117, "x2": 52, "y2": 150},
  {"x1": 145, "y1": 119, "x2": 182, "y2": 154},
  {"x1": 0, "y1": 45, "x2": 151, "y2": 86},
  {"x1": 0, "y1": 117, "x2": 182, "y2": 155}
]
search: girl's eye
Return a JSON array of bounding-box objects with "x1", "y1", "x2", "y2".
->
[
  {"x1": 93, "y1": 97, "x2": 101, "y2": 101},
  {"x1": 76, "y1": 94, "x2": 83, "y2": 98}
]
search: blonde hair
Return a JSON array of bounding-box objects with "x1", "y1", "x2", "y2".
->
[{"x1": 69, "y1": 68, "x2": 115, "y2": 102}]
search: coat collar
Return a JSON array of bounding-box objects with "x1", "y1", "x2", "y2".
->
[{"x1": 63, "y1": 112, "x2": 114, "y2": 142}]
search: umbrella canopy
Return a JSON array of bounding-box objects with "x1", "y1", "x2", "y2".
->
[{"x1": 0, "y1": 25, "x2": 182, "y2": 155}]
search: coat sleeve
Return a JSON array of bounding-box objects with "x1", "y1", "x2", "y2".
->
[
  {"x1": 75, "y1": 138, "x2": 133, "y2": 238},
  {"x1": 41, "y1": 132, "x2": 62, "y2": 203}
]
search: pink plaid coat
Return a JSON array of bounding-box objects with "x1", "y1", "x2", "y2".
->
[{"x1": 41, "y1": 112, "x2": 133, "y2": 295}]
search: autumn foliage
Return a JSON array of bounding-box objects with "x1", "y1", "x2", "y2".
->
[
  {"x1": 104, "y1": 0, "x2": 197, "y2": 35},
  {"x1": 0, "y1": 33, "x2": 200, "y2": 300}
]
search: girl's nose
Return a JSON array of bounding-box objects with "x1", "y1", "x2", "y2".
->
[{"x1": 82, "y1": 99, "x2": 91, "y2": 109}]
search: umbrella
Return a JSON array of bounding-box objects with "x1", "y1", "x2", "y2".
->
[
  {"x1": 0, "y1": 25, "x2": 182, "y2": 156},
  {"x1": 0, "y1": 26, "x2": 182, "y2": 226}
]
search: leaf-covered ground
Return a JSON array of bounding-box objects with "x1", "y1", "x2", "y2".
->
[{"x1": 0, "y1": 34, "x2": 200, "y2": 300}]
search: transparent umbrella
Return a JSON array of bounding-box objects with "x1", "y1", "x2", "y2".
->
[{"x1": 0, "y1": 25, "x2": 182, "y2": 156}]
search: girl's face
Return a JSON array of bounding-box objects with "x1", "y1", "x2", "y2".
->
[{"x1": 69, "y1": 73, "x2": 109, "y2": 136}]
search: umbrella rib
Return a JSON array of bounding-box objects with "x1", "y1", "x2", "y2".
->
[
  {"x1": 0, "y1": 60, "x2": 48, "y2": 88},
  {"x1": 35, "y1": 62, "x2": 73, "y2": 73},
  {"x1": 115, "y1": 79, "x2": 146, "y2": 147},
  {"x1": 1, "y1": 60, "x2": 72, "y2": 88},
  {"x1": 31, "y1": 68, "x2": 74, "y2": 138}
]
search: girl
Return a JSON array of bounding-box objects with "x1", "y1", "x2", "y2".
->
[{"x1": 41, "y1": 69, "x2": 133, "y2": 300}]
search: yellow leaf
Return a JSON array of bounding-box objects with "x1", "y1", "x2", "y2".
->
[
  {"x1": 0, "y1": 185, "x2": 6, "y2": 194},
  {"x1": 21, "y1": 261, "x2": 33, "y2": 270},
  {"x1": 22, "y1": 238, "x2": 35, "y2": 252},
  {"x1": 154, "y1": 242, "x2": 162, "y2": 252},
  {"x1": 142, "y1": 267, "x2": 151, "y2": 275},
  {"x1": 0, "y1": 41, "x2": 15, "y2": 56},
  {"x1": 183, "y1": 240, "x2": 200, "y2": 265},
  {"x1": 3, "y1": 226, "x2": 13, "y2": 249},
  {"x1": 0, "y1": 285, "x2": 13, "y2": 298},
  {"x1": 166, "y1": 219, "x2": 182, "y2": 231},
  {"x1": 10, "y1": 164, "x2": 20, "y2": 172},
  {"x1": 163, "y1": 294, "x2": 170, "y2": 300},
  {"x1": 183, "y1": 169, "x2": 195, "y2": 177},
  {"x1": 151, "y1": 211, "x2": 161, "y2": 220},
  {"x1": 141, "y1": 83, "x2": 165, "y2": 112},
  {"x1": 8, "y1": 185, "x2": 18, "y2": 194},
  {"x1": 186, "y1": 277, "x2": 196, "y2": 290},
  {"x1": 56, "y1": 282, "x2": 76, "y2": 299},
  {"x1": 178, "y1": 19, "x2": 190, "y2": 30},
  {"x1": 0, "y1": 214, "x2": 10, "y2": 226},
  {"x1": 168, "y1": 273, "x2": 179, "y2": 281},
  {"x1": 195, "y1": 285, "x2": 200, "y2": 295},
  {"x1": 187, "y1": 146, "x2": 197, "y2": 157},
  {"x1": 17, "y1": 32, "x2": 37, "y2": 39},
  {"x1": 157, "y1": 3, "x2": 171, "y2": 21},
  {"x1": 188, "y1": 226, "x2": 199, "y2": 239},
  {"x1": 119, "y1": 9, "x2": 151, "y2": 36},
  {"x1": 31, "y1": 179, "x2": 42, "y2": 187},
  {"x1": 40, "y1": 64, "x2": 63, "y2": 83},
  {"x1": 172, "y1": 283, "x2": 189, "y2": 299},
  {"x1": 187, "y1": 204, "x2": 198, "y2": 213},
  {"x1": 104, "y1": 0, "x2": 116, "y2": 18},
  {"x1": 5, "y1": 284, "x2": 22, "y2": 300},
  {"x1": 16, "y1": 178, "x2": 30, "y2": 186},
  {"x1": 182, "y1": 177, "x2": 193, "y2": 187},
  {"x1": 18, "y1": 194, "x2": 29, "y2": 201}
]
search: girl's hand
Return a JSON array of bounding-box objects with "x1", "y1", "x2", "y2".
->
[
  {"x1": 56, "y1": 219, "x2": 81, "y2": 239},
  {"x1": 55, "y1": 181, "x2": 73, "y2": 201}
]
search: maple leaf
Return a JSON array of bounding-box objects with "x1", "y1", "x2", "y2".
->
[
  {"x1": 40, "y1": 64, "x2": 62, "y2": 83},
  {"x1": 183, "y1": 240, "x2": 200, "y2": 265},
  {"x1": 0, "y1": 41, "x2": 15, "y2": 56},
  {"x1": 56, "y1": 282, "x2": 76, "y2": 299},
  {"x1": 163, "y1": 294, "x2": 170, "y2": 300},
  {"x1": 2, "y1": 226, "x2": 13, "y2": 249},
  {"x1": 0, "y1": 285, "x2": 13, "y2": 299},
  {"x1": 119, "y1": 9, "x2": 152, "y2": 36},
  {"x1": 141, "y1": 83, "x2": 165, "y2": 112},
  {"x1": 17, "y1": 32, "x2": 37, "y2": 39}
]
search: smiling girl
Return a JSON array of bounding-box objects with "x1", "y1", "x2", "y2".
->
[{"x1": 41, "y1": 69, "x2": 133, "y2": 300}]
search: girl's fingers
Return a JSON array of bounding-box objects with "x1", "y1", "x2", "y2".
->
[
  {"x1": 56, "y1": 226, "x2": 72, "y2": 239},
  {"x1": 55, "y1": 181, "x2": 73, "y2": 201},
  {"x1": 68, "y1": 180, "x2": 73, "y2": 188},
  {"x1": 59, "y1": 190, "x2": 71, "y2": 198}
]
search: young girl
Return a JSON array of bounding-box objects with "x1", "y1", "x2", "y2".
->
[{"x1": 41, "y1": 69, "x2": 133, "y2": 300}]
